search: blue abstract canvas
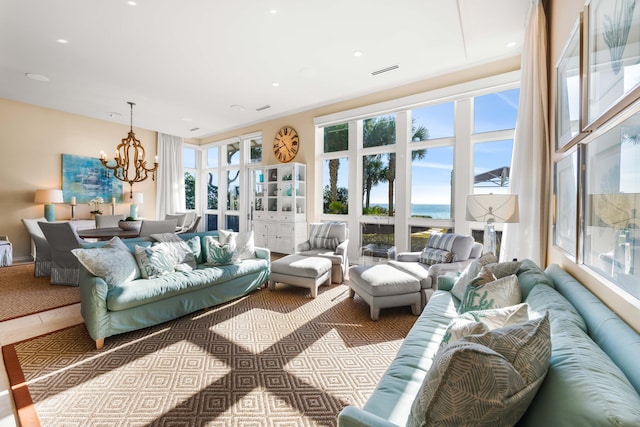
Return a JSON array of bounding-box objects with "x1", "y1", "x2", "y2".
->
[{"x1": 62, "y1": 154, "x2": 123, "y2": 203}]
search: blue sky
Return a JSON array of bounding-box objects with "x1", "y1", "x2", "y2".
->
[{"x1": 324, "y1": 88, "x2": 520, "y2": 206}]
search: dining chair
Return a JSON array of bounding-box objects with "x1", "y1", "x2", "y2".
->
[
  {"x1": 38, "y1": 222, "x2": 88, "y2": 286},
  {"x1": 21, "y1": 217, "x2": 52, "y2": 277},
  {"x1": 95, "y1": 214, "x2": 125, "y2": 228},
  {"x1": 139, "y1": 219, "x2": 179, "y2": 237},
  {"x1": 178, "y1": 215, "x2": 201, "y2": 234}
]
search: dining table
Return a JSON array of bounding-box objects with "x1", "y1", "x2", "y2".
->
[{"x1": 77, "y1": 227, "x2": 140, "y2": 241}]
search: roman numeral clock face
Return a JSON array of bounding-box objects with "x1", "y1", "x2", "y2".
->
[{"x1": 273, "y1": 126, "x2": 299, "y2": 163}]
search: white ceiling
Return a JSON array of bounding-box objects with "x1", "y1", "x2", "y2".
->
[{"x1": 0, "y1": 0, "x2": 530, "y2": 139}]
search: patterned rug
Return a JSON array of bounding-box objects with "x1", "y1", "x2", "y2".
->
[
  {"x1": 3, "y1": 283, "x2": 418, "y2": 426},
  {"x1": 0, "y1": 264, "x2": 80, "y2": 322}
]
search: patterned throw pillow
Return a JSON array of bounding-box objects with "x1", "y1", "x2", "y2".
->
[
  {"x1": 408, "y1": 314, "x2": 551, "y2": 427},
  {"x1": 310, "y1": 236, "x2": 339, "y2": 250},
  {"x1": 204, "y1": 235, "x2": 238, "y2": 266},
  {"x1": 418, "y1": 248, "x2": 454, "y2": 265},
  {"x1": 184, "y1": 236, "x2": 202, "y2": 264},
  {"x1": 218, "y1": 229, "x2": 256, "y2": 260},
  {"x1": 71, "y1": 237, "x2": 140, "y2": 286},
  {"x1": 134, "y1": 243, "x2": 176, "y2": 279},
  {"x1": 426, "y1": 233, "x2": 457, "y2": 251},
  {"x1": 468, "y1": 266, "x2": 497, "y2": 287},
  {"x1": 441, "y1": 303, "x2": 529, "y2": 346},
  {"x1": 308, "y1": 223, "x2": 333, "y2": 249},
  {"x1": 459, "y1": 274, "x2": 522, "y2": 314},
  {"x1": 487, "y1": 260, "x2": 521, "y2": 278}
]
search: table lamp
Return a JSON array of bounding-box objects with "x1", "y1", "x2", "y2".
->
[
  {"x1": 466, "y1": 194, "x2": 519, "y2": 255},
  {"x1": 34, "y1": 189, "x2": 64, "y2": 222},
  {"x1": 126, "y1": 192, "x2": 144, "y2": 219}
]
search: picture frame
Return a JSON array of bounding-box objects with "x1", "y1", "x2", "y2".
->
[
  {"x1": 62, "y1": 154, "x2": 123, "y2": 204},
  {"x1": 553, "y1": 149, "x2": 579, "y2": 259},
  {"x1": 556, "y1": 14, "x2": 583, "y2": 150},
  {"x1": 585, "y1": 0, "x2": 640, "y2": 131}
]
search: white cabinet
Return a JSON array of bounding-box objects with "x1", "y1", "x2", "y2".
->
[{"x1": 251, "y1": 163, "x2": 307, "y2": 254}]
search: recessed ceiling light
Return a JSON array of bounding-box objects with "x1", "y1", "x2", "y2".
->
[
  {"x1": 269, "y1": 9, "x2": 277, "y2": 14},
  {"x1": 25, "y1": 73, "x2": 49, "y2": 82},
  {"x1": 182, "y1": 117, "x2": 193, "y2": 122},
  {"x1": 272, "y1": 82, "x2": 280, "y2": 87},
  {"x1": 353, "y1": 50, "x2": 363, "y2": 57},
  {"x1": 506, "y1": 41, "x2": 517, "y2": 48},
  {"x1": 230, "y1": 105, "x2": 246, "y2": 112},
  {"x1": 127, "y1": 1, "x2": 137, "y2": 6},
  {"x1": 108, "y1": 112, "x2": 122, "y2": 119},
  {"x1": 56, "y1": 39, "x2": 68, "y2": 44}
]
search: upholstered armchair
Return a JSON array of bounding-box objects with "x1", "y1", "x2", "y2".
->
[
  {"x1": 296, "y1": 222, "x2": 349, "y2": 284},
  {"x1": 390, "y1": 233, "x2": 482, "y2": 306},
  {"x1": 21, "y1": 217, "x2": 52, "y2": 277},
  {"x1": 139, "y1": 219, "x2": 179, "y2": 237}
]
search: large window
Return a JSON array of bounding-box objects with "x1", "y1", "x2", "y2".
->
[
  {"x1": 186, "y1": 133, "x2": 261, "y2": 233},
  {"x1": 316, "y1": 72, "x2": 519, "y2": 262}
]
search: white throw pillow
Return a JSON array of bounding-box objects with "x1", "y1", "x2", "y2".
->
[
  {"x1": 459, "y1": 274, "x2": 522, "y2": 314},
  {"x1": 441, "y1": 303, "x2": 529, "y2": 345}
]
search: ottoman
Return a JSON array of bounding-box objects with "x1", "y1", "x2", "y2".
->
[
  {"x1": 348, "y1": 264, "x2": 421, "y2": 320},
  {"x1": 269, "y1": 254, "x2": 332, "y2": 298}
]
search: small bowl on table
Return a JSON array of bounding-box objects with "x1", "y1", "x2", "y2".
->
[{"x1": 118, "y1": 220, "x2": 142, "y2": 232}]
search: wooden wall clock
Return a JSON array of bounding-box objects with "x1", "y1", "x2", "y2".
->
[{"x1": 273, "y1": 126, "x2": 299, "y2": 163}]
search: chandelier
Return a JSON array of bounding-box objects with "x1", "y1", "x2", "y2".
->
[{"x1": 100, "y1": 102, "x2": 159, "y2": 198}]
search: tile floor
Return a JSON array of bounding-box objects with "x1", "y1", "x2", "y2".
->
[{"x1": 0, "y1": 303, "x2": 83, "y2": 427}]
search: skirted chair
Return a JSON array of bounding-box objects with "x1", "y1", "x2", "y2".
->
[
  {"x1": 21, "y1": 217, "x2": 52, "y2": 277},
  {"x1": 38, "y1": 221, "x2": 88, "y2": 286},
  {"x1": 95, "y1": 214, "x2": 125, "y2": 228},
  {"x1": 295, "y1": 222, "x2": 349, "y2": 284},
  {"x1": 139, "y1": 219, "x2": 179, "y2": 237}
]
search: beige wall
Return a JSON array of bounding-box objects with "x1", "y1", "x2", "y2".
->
[
  {"x1": 546, "y1": 0, "x2": 640, "y2": 332},
  {"x1": 0, "y1": 99, "x2": 158, "y2": 262}
]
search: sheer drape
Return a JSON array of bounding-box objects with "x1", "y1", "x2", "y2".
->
[
  {"x1": 500, "y1": 0, "x2": 549, "y2": 265},
  {"x1": 156, "y1": 133, "x2": 184, "y2": 219}
]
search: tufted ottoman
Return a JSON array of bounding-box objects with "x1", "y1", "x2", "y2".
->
[
  {"x1": 269, "y1": 254, "x2": 332, "y2": 298},
  {"x1": 348, "y1": 264, "x2": 421, "y2": 320}
]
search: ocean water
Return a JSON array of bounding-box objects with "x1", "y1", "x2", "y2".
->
[{"x1": 371, "y1": 203, "x2": 451, "y2": 219}]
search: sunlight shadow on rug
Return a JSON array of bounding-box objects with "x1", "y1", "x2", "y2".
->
[{"x1": 3, "y1": 284, "x2": 418, "y2": 426}]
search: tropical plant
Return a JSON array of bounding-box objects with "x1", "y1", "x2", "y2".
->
[
  {"x1": 324, "y1": 124, "x2": 349, "y2": 213},
  {"x1": 361, "y1": 117, "x2": 429, "y2": 215}
]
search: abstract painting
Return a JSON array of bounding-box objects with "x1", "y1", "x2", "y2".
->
[{"x1": 62, "y1": 154, "x2": 123, "y2": 204}]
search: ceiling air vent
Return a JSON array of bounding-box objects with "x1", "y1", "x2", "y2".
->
[
  {"x1": 189, "y1": 127, "x2": 200, "y2": 132},
  {"x1": 256, "y1": 105, "x2": 271, "y2": 112},
  {"x1": 370, "y1": 64, "x2": 399, "y2": 76}
]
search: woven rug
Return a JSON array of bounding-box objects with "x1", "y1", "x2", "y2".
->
[
  {"x1": 0, "y1": 264, "x2": 80, "y2": 322},
  {"x1": 3, "y1": 283, "x2": 418, "y2": 426}
]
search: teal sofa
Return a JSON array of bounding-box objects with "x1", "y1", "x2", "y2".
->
[
  {"x1": 78, "y1": 231, "x2": 270, "y2": 349},
  {"x1": 338, "y1": 259, "x2": 640, "y2": 426}
]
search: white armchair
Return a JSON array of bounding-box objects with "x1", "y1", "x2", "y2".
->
[
  {"x1": 390, "y1": 233, "x2": 482, "y2": 307},
  {"x1": 296, "y1": 222, "x2": 349, "y2": 284}
]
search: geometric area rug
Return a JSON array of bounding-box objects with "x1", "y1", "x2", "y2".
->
[{"x1": 2, "y1": 283, "x2": 418, "y2": 426}]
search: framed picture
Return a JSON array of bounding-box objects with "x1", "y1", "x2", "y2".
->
[
  {"x1": 556, "y1": 14, "x2": 583, "y2": 150},
  {"x1": 553, "y1": 149, "x2": 579, "y2": 259},
  {"x1": 62, "y1": 154, "x2": 123, "y2": 204},
  {"x1": 585, "y1": 0, "x2": 640, "y2": 130}
]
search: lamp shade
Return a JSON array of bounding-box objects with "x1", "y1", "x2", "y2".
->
[
  {"x1": 124, "y1": 192, "x2": 144, "y2": 204},
  {"x1": 34, "y1": 189, "x2": 64, "y2": 204},
  {"x1": 466, "y1": 194, "x2": 519, "y2": 224}
]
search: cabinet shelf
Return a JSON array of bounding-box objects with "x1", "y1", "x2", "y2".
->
[{"x1": 250, "y1": 163, "x2": 307, "y2": 254}]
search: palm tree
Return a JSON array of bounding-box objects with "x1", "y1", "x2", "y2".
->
[
  {"x1": 361, "y1": 116, "x2": 429, "y2": 215},
  {"x1": 324, "y1": 124, "x2": 349, "y2": 211}
]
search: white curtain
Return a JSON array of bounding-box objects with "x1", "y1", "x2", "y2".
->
[
  {"x1": 500, "y1": 0, "x2": 549, "y2": 265},
  {"x1": 156, "y1": 133, "x2": 185, "y2": 219}
]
